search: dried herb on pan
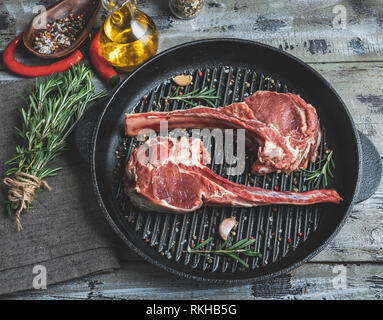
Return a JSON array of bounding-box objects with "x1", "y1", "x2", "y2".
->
[
  {"x1": 185, "y1": 236, "x2": 261, "y2": 268},
  {"x1": 3, "y1": 65, "x2": 108, "y2": 231},
  {"x1": 167, "y1": 86, "x2": 220, "y2": 108},
  {"x1": 303, "y1": 150, "x2": 335, "y2": 189}
]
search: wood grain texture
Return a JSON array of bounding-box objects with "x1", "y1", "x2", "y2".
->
[
  {"x1": 3, "y1": 261, "x2": 383, "y2": 300},
  {"x1": 1, "y1": 0, "x2": 383, "y2": 64},
  {"x1": 309, "y1": 62, "x2": 383, "y2": 153}
]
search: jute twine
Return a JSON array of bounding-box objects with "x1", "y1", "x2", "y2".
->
[{"x1": 3, "y1": 172, "x2": 51, "y2": 232}]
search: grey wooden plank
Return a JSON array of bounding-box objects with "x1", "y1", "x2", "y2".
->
[
  {"x1": 307, "y1": 62, "x2": 383, "y2": 263},
  {"x1": 154, "y1": 0, "x2": 383, "y2": 63},
  {"x1": 314, "y1": 201, "x2": 383, "y2": 262},
  {"x1": 3, "y1": 261, "x2": 382, "y2": 299},
  {"x1": 1, "y1": 0, "x2": 383, "y2": 64},
  {"x1": 309, "y1": 62, "x2": 383, "y2": 154}
]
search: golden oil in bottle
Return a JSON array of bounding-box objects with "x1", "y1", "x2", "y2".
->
[{"x1": 99, "y1": 1, "x2": 158, "y2": 72}]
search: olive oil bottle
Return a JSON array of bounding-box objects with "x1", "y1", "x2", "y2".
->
[{"x1": 100, "y1": 0, "x2": 158, "y2": 72}]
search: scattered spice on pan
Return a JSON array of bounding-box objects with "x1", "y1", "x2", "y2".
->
[
  {"x1": 3, "y1": 65, "x2": 108, "y2": 231},
  {"x1": 33, "y1": 14, "x2": 85, "y2": 55},
  {"x1": 169, "y1": 0, "x2": 204, "y2": 19},
  {"x1": 185, "y1": 236, "x2": 261, "y2": 268}
]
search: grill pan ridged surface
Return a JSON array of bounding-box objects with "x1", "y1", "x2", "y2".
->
[{"x1": 113, "y1": 66, "x2": 328, "y2": 274}]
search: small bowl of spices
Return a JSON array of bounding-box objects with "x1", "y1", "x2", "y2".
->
[
  {"x1": 33, "y1": 14, "x2": 86, "y2": 55},
  {"x1": 169, "y1": 0, "x2": 204, "y2": 20},
  {"x1": 23, "y1": 0, "x2": 101, "y2": 59}
]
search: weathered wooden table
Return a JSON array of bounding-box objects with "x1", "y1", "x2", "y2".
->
[{"x1": 1, "y1": 0, "x2": 383, "y2": 299}]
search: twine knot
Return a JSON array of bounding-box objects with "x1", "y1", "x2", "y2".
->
[{"x1": 3, "y1": 172, "x2": 51, "y2": 232}]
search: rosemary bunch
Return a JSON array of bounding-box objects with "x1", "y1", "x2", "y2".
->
[
  {"x1": 4, "y1": 64, "x2": 108, "y2": 230},
  {"x1": 185, "y1": 236, "x2": 261, "y2": 268},
  {"x1": 303, "y1": 150, "x2": 335, "y2": 189},
  {"x1": 167, "y1": 86, "x2": 220, "y2": 108}
]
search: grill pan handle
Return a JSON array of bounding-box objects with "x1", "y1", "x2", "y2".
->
[{"x1": 354, "y1": 130, "x2": 382, "y2": 204}]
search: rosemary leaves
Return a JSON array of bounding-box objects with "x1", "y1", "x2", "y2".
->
[
  {"x1": 303, "y1": 150, "x2": 335, "y2": 188},
  {"x1": 3, "y1": 65, "x2": 108, "y2": 231},
  {"x1": 167, "y1": 86, "x2": 220, "y2": 107},
  {"x1": 185, "y1": 236, "x2": 261, "y2": 268}
]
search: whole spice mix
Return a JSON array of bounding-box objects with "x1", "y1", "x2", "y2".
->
[
  {"x1": 169, "y1": 0, "x2": 204, "y2": 19},
  {"x1": 33, "y1": 13, "x2": 85, "y2": 55},
  {"x1": 3, "y1": 65, "x2": 108, "y2": 231}
]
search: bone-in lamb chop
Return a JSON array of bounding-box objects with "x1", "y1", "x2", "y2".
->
[
  {"x1": 124, "y1": 136, "x2": 342, "y2": 213},
  {"x1": 125, "y1": 90, "x2": 321, "y2": 175}
]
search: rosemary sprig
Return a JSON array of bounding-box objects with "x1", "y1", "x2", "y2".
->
[
  {"x1": 303, "y1": 150, "x2": 335, "y2": 189},
  {"x1": 4, "y1": 64, "x2": 108, "y2": 222},
  {"x1": 167, "y1": 86, "x2": 220, "y2": 108},
  {"x1": 184, "y1": 236, "x2": 261, "y2": 268}
]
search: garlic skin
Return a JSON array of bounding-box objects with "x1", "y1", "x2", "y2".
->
[
  {"x1": 172, "y1": 75, "x2": 193, "y2": 86},
  {"x1": 218, "y1": 217, "x2": 238, "y2": 241}
]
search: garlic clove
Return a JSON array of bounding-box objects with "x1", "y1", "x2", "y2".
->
[
  {"x1": 172, "y1": 74, "x2": 193, "y2": 86},
  {"x1": 218, "y1": 217, "x2": 238, "y2": 241}
]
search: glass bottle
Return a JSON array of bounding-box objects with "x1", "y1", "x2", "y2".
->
[
  {"x1": 100, "y1": 0, "x2": 158, "y2": 72},
  {"x1": 169, "y1": 0, "x2": 204, "y2": 20}
]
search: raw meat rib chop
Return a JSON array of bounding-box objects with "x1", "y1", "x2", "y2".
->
[
  {"x1": 124, "y1": 91, "x2": 321, "y2": 175},
  {"x1": 123, "y1": 136, "x2": 342, "y2": 213},
  {"x1": 244, "y1": 91, "x2": 321, "y2": 174}
]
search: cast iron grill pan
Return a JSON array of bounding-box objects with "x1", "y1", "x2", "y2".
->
[{"x1": 84, "y1": 39, "x2": 381, "y2": 283}]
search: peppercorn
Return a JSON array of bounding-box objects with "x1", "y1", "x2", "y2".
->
[{"x1": 33, "y1": 14, "x2": 85, "y2": 55}]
